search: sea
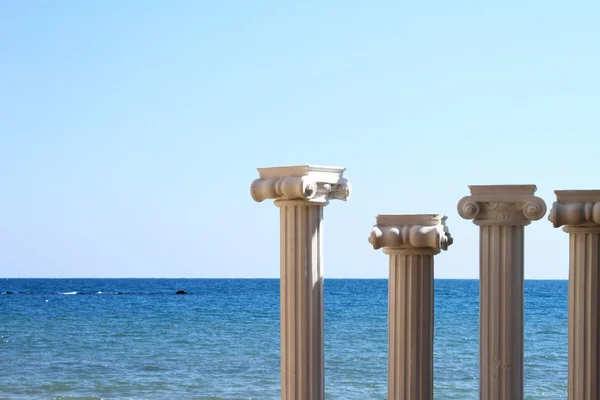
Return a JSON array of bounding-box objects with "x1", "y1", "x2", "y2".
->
[{"x1": 0, "y1": 279, "x2": 567, "y2": 399}]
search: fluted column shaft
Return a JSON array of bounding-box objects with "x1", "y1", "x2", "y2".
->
[
  {"x1": 277, "y1": 201, "x2": 324, "y2": 400},
  {"x1": 251, "y1": 164, "x2": 351, "y2": 400},
  {"x1": 458, "y1": 184, "x2": 546, "y2": 400},
  {"x1": 479, "y1": 224, "x2": 524, "y2": 399},
  {"x1": 549, "y1": 190, "x2": 600, "y2": 399},
  {"x1": 369, "y1": 214, "x2": 453, "y2": 400},
  {"x1": 566, "y1": 227, "x2": 600, "y2": 399},
  {"x1": 386, "y1": 249, "x2": 437, "y2": 400}
]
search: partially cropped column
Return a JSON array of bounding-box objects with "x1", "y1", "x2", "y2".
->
[
  {"x1": 549, "y1": 190, "x2": 600, "y2": 400},
  {"x1": 369, "y1": 214, "x2": 453, "y2": 400},
  {"x1": 458, "y1": 185, "x2": 546, "y2": 400},
  {"x1": 251, "y1": 165, "x2": 351, "y2": 400}
]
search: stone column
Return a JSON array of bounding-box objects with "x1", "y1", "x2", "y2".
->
[
  {"x1": 368, "y1": 214, "x2": 453, "y2": 400},
  {"x1": 549, "y1": 190, "x2": 600, "y2": 400},
  {"x1": 457, "y1": 185, "x2": 546, "y2": 400},
  {"x1": 251, "y1": 165, "x2": 351, "y2": 400}
]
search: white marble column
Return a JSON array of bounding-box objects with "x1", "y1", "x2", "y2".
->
[
  {"x1": 251, "y1": 165, "x2": 351, "y2": 400},
  {"x1": 457, "y1": 185, "x2": 546, "y2": 400},
  {"x1": 549, "y1": 190, "x2": 600, "y2": 400},
  {"x1": 369, "y1": 214, "x2": 453, "y2": 400}
]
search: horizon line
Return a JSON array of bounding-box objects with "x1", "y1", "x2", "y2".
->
[{"x1": 1, "y1": 277, "x2": 569, "y2": 280}]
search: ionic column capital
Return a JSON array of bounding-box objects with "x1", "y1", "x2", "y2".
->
[
  {"x1": 548, "y1": 190, "x2": 600, "y2": 232},
  {"x1": 368, "y1": 214, "x2": 453, "y2": 253},
  {"x1": 457, "y1": 185, "x2": 546, "y2": 226},
  {"x1": 250, "y1": 165, "x2": 351, "y2": 205}
]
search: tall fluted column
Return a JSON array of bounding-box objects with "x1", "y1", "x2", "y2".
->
[
  {"x1": 251, "y1": 165, "x2": 351, "y2": 400},
  {"x1": 549, "y1": 190, "x2": 600, "y2": 400},
  {"x1": 369, "y1": 214, "x2": 453, "y2": 400},
  {"x1": 458, "y1": 185, "x2": 546, "y2": 400}
]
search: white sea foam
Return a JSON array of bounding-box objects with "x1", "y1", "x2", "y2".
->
[{"x1": 61, "y1": 292, "x2": 77, "y2": 295}]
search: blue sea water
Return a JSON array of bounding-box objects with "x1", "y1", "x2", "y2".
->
[{"x1": 0, "y1": 279, "x2": 567, "y2": 399}]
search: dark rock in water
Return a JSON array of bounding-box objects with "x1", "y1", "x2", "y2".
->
[
  {"x1": 175, "y1": 290, "x2": 187, "y2": 295},
  {"x1": 5, "y1": 291, "x2": 14, "y2": 295}
]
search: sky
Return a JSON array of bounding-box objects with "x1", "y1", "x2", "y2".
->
[{"x1": 1, "y1": 1, "x2": 599, "y2": 279}]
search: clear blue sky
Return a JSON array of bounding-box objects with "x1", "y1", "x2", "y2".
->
[{"x1": 1, "y1": 1, "x2": 599, "y2": 278}]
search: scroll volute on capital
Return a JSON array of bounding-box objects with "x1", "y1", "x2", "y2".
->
[
  {"x1": 549, "y1": 201, "x2": 600, "y2": 228},
  {"x1": 369, "y1": 222, "x2": 453, "y2": 251},
  {"x1": 250, "y1": 176, "x2": 316, "y2": 203}
]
